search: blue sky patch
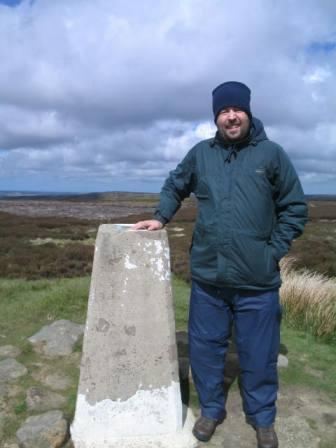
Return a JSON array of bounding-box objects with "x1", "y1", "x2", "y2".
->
[
  {"x1": 308, "y1": 41, "x2": 336, "y2": 53},
  {"x1": 0, "y1": 0, "x2": 22, "y2": 6}
]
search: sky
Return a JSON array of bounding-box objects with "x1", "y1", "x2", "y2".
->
[{"x1": 0, "y1": 0, "x2": 335, "y2": 194}]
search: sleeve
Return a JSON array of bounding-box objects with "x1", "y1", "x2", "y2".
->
[
  {"x1": 269, "y1": 146, "x2": 308, "y2": 260},
  {"x1": 154, "y1": 148, "x2": 196, "y2": 225}
]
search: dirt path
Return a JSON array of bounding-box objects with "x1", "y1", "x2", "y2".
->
[{"x1": 194, "y1": 386, "x2": 336, "y2": 447}]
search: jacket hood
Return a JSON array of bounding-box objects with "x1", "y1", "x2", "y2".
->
[{"x1": 250, "y1": 117, "x2": 268, "y2": 143}]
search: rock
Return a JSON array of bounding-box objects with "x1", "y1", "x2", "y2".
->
[
  {"x1": 0, "y1": 383, "x2": 8, "y2": 398},
  {"x1": 26, "y1": 387, "x2": 67, "y2": 412},
  {"x1": 28, "y1": 320, "x2": 84, "y2": 356},
  {"x1": 44, "y1": 373, "x2": 72, "y2": 391},
  {"x1": 16, "y1": 410, "x2": 68, "y2": 448},
  {"x1": 0, "y1": 345, "x2": 21, "y2": 358},
  {"x1": 32, "y1": 368, "x2": 72, "y2": 391},
  {"x1": 0, "y1": 410, "x2": 6, "y2": 438},
  {"x1": 322, "y1": 412, "x2": 336, "y2": 425},
  {"x1": 0, "y1": 358, "x2": 27, "y2": 382},
  {"x1": 277, "y1": 354, "x2": 289, "y2": 368},
  {"x1": 3, "y1": 443, "x2": 20, "y2": 448}
]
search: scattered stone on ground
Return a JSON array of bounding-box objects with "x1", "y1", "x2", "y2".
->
[
  {"x1": 0, "y1": 383, "x2": 7, "y2": 399},
  {"x1": 44, "y1": 374, "x2": 72, "y2": 392},
  {"x1": 26, "y1": 387, "x2": 67, "y2": 412},
  {"x1": 277, "y1": 354, "x2": 289, "y2": 368},
  {"x1": 28, "y1": 320, "x2": 84, "y2": 356},
  {"x1": 0, "y1": 359, "x2": 27, "y2": 382},
  {"x1": 16, "y1": 410, "x2": 68, "y2": 448},
  {"x1": 0, "y1": 410, "x2": 6, "y2": 438},
  {"x1": 0, "y1": 346, "x2": 21, "y2": 359},
  {"x1": 32, "y1": 367, "x2": 72, "y2": 391},
  {"x1": 0, "y1": 325, "x2": 334, "y2": 447}
]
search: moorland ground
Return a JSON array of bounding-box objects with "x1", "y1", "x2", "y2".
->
[
  {"x1": 1, "y1": 194, "x2": 336, "y2": 281},
  {"x1": 0, "y1": 194, "x2": 336, "y2": 447}
]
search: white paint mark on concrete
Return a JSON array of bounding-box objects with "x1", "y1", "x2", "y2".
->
[
  {"x1": 72, "y1": 405, "x2": 196, "y2": 447},
  {"x1": 125, "y1": 255, "x2": 137, "y2": 270},
  {"x1": 154, "y1": 240, "x2": 163, "y2": 255},
  {"x1": 71, "y1": 382, "x2": 184, "y2": 442}
]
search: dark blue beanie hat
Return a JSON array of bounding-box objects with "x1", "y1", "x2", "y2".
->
[{"x1": 212, "y1": 81, "x2": 251, "y2": 121}]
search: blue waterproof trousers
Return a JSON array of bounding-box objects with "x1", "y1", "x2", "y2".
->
[{"x1": 189, "y1": 281, "x2": 281, "y2": 427}]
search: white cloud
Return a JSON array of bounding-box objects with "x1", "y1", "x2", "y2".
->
[{"x1": 0, "y1": 0, "x2": 335, "y2": 193}]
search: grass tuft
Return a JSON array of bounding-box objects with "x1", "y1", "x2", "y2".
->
[{"x1": 280, "y1": 258, "x2": 336, "y2": 342}]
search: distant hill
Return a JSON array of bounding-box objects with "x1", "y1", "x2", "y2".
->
[
  {"x1": 305, "y1": 194, "x2": 336, "y2": 201},
  {"x1": 0, "y1": 191, "x2": 335, "y2": 202},
  {"x1": 0, "y1": 191, "x2": 160, "y2": 202}
]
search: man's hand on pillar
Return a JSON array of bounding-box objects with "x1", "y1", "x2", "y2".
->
[{"x1": 132, "y1": 220, "x2": 164, "y2": 231}]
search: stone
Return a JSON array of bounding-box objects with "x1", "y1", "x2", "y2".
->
[
  {"x1": 32, "y1": 368, "x2": 72, "y2": 391},
  {"x1": 0, "y1": 383, "x2": 8, "y2": 398},
  {"x1": 28, "y1": 320, "x2": 84, "y2": 356},
  {"x1": 44, "y1": 373, "x2": 72, "y2": 391},
  {"x1": 277, "y1": 354, "x2": 289, "y2": 368},
  {"x1": 26, "y1": 386, "x2": 67, "y2": 412},
  {"x1": 16, "y1": 410, "x2": 68, "y2": 448},
  {"x1": 71, "y1": 224, "x2": 196, "y2": 447},
  {"x1": 0, "y1": 358, "x2": 27, "y2": 382},
  {"x1": 0, "y1": 345, "x2": 21, "y2": 358},
  {"x1": 322, "y1": 412, "x2": 336, "y2": 425},
  {"x1": 0, "y1": 410, "x2": 6, "y2": 438}
]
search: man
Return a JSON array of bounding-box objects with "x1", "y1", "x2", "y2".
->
[{"x1": 134, "y1": 81, "x2": 308, "y2": 448}]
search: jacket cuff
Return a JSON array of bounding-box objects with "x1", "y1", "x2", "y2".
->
[{"x1": 154, "y1": 211, "x2": 169, "y2": 226}]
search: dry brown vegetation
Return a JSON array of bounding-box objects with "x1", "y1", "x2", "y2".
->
[
  {"x1": 1, "y1": 197, "x2": 336, "y2": 283},
  {"x1": 280, "y1": 258, "x2": 336, "y2": 341}
]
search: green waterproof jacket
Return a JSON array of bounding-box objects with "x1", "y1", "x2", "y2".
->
[{"x1": 154, "y1": 117, "x2": 308, "y2": 290}]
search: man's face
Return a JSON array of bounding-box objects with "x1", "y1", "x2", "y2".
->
[{"x1": 216, "y1": 107, "x2": 250, "y2": 142}]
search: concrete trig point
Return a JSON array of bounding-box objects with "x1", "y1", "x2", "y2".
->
[{"x1": 71, "y1": 224, "x2": 196, "y2": 447}]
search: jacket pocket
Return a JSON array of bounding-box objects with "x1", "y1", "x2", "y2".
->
[
  {"x1": 230, "y1": 234, "x2": 279, "y2": 287},
  {"x1": 265, "y1": 244, "x2": 280, "y2": 274}
]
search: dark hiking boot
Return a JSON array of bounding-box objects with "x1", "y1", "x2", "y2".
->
[
  {"x1": 192, "y1": 416, "x2": 223, "y2": 442},
  {"x1": 256, "y1": 425, "x2": 278, "y2": 448}
]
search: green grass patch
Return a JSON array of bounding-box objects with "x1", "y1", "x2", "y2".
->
[
  {"x1": 172, "y1": 275, "x2": 190, "y2": 330},
  {"x1": 1, "y1": 275, "x2": 336, "y2": 444},
  {"x1": 0, "y1": 277, "x2": 90, "y2": 344},
  {"x1": 279, "y1": 326, "x2": 336, "y2": 399},
  {"x1": 1, "y1": 275, "x2": 335, "y2": 398}
]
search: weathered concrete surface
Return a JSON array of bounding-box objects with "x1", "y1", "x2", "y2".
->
[{"x1": 71, "y1": 224, "x2": 196, "y2": 447}]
